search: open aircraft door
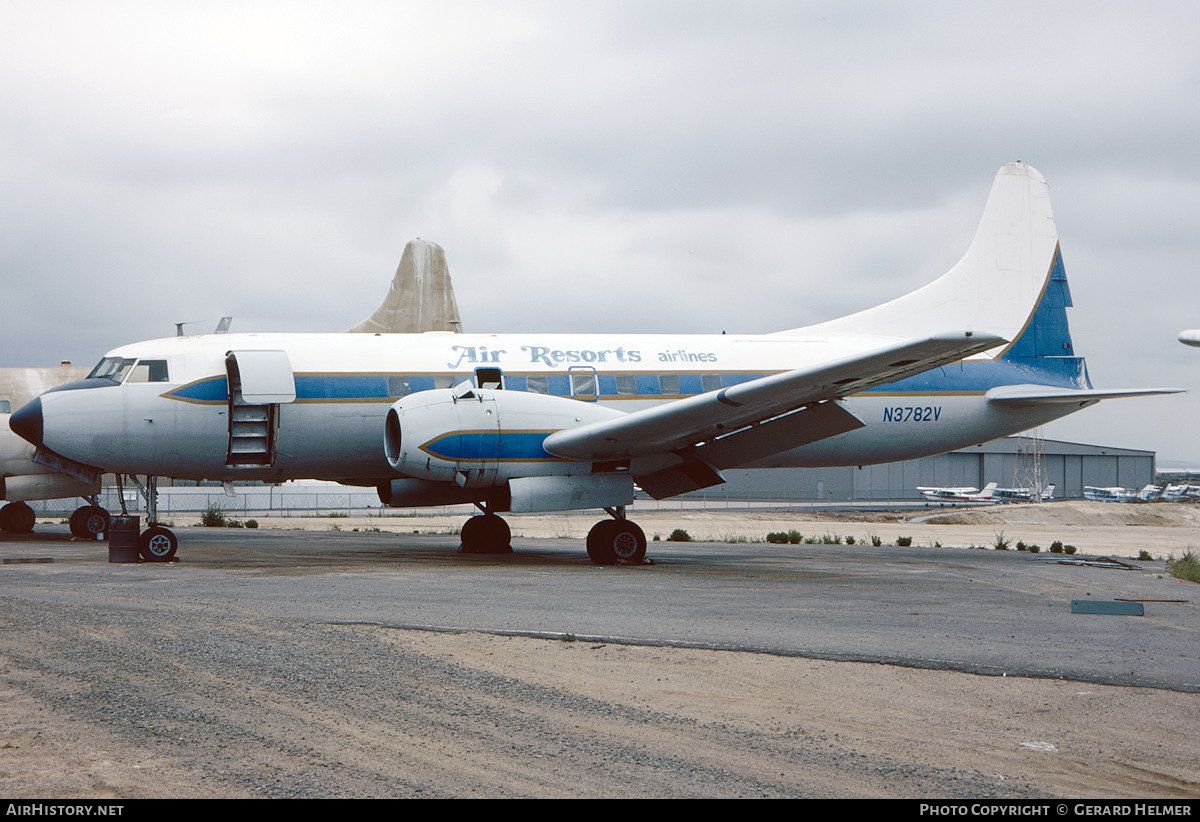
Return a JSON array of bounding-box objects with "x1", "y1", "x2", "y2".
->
[{"x1": 224, "y1": 350, "x2": 296, "y2": 467}]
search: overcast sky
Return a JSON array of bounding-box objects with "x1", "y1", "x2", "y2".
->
[{"x1": 3, "y1": 1, "x2": 1198, "y2": 467}]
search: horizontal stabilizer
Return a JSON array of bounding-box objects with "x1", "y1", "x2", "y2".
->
[
  {"x1": 544, "y1": 331, "x2": 1004, "y2": 462},
  {"x1": 985, "y1": 385, "x2": 1184, "y2": 407}
]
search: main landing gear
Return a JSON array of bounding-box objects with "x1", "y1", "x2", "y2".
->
[
  {"x1": 459, "y1": 504, "x2": 512, "y2": 554},
  {"x1": 457, "y1": 504, "x2": 648, "y2": 565},
  {"x1": 69, "y1": 503, "x2": 110, "y2": 539},
  {"x1": 0, "y1": 502, "x2": 36, "y2": 535},
  {"x1": 0, "y1": 500, "x2": 110, "y2": 538},
  {"x1": 585, "y1": 507, "x2": 647, "y2": 565}
]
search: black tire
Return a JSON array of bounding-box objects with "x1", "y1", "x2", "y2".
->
[
  {"x1": 138, "y1": 526, "x2": 178, "y2": 562},
  {"x1": 0, "y1": 502, "x2": 36, "y2": 535},
  {"x1": 459, "y1": 514, "x2": 512, "y2": 554},
  {"x1": 70, "y1": 506, "x2": 111, "y2": 539},
  {"x1": 586, "y1": 519, "x2": 647, "y2": 565}
]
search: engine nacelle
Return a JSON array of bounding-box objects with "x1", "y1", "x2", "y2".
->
[
  {"x1": 2, "y1": 472, "x2": 99, "y2": 502},
  {"x1": 384, "y1": 385, "x2": 624, "y2": 487},
  {"x1": 376, "y1": 478, "x2": 485, "y2": 507}
]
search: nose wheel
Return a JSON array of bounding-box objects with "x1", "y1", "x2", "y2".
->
[{"x1": 138, "y1": 525, "x2": 178, "y2": 562}]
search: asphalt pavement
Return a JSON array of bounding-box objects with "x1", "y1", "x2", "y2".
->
[{"x1": 2, "y1": 524, "x2": 1197, "y2": 692}]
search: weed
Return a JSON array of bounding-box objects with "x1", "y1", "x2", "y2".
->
[
  {"x1": 1166, "y1": 551, "x2": 1200, "y2": 583},
  {"x1": 1137, "y1": 549, "x2": 1153, "y2": 561},
  {"x1": 994, "y1": 531, "x2": 1010, "y2": 550},
  {"x1": 871, "y1": 535, "x2": 882, "y2": 547},
  {"x1": 667, "y1": 528, "x2": 691, "y2": 542},
  {"x1": 200, "y1": 504, "x2": 227, "y2": 528},
  {"x1": 896, "y1": 536, "x2": 912, "y2": 547},
  {"x1": 1050, "y1": 540, "x2": 1064, "y2": 554}
]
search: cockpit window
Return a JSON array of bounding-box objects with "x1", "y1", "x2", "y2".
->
[
  {"x1": 87, "y1": 357, "x2": 137, "y2": 381},
  {"x1": 86, "y1": 357, "x2": 167, "y2": 383},
  {"x1": 127, "y1": 359, "x2": 169, "y2": 383}
]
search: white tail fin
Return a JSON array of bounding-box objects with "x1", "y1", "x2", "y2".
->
[
  {"x1": 978, "y1": 481, "x2": 998, "y2": 499},
  {"x1": 784, "y1": 162, "x2": 1057, "y2": 353}
]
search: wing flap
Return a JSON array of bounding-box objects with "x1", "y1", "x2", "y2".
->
[{"x1": 543, "y1": 331, "x2": 1004, "y2": 462}]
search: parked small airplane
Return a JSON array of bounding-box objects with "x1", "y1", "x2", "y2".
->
[
  {"x1": 918, "y1": 482, "x2": 1055, "y2": 504},
  {"x1": 918, "y1": 482, "x2": 999, "y2": 503},
  {"x1": 1083, "y1": 484, "x2": 1162, "y2": 503},
  {"x1": 9, "y1": 163, "x2": 1180, "y2": 563},
  {"x1": 992, "y1": 484, "x2": 1055, "y2": 503},
  {"x1": 1163, "y1": 483, "x2": 1200, "y2": 502}
]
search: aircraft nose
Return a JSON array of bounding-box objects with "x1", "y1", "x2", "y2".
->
[{"x1": 9, "y1": 397, "x2": 43, "y2": 447}]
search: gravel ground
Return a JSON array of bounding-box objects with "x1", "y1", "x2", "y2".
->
[
  {"x1": 0, "y1": 594, "x2": 1196, "y2": 799},
  {"x1": 0, "y1": 502, "x2": 1197, "y2": 799}
]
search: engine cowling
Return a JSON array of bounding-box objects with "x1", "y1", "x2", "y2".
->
[{"x1": 384, "y1": 385, "x2": 625, "y2": 487}]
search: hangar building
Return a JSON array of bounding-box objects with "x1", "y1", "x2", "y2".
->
[{"x1": 680, "y1": 436, "x2": 1156, "y2": 503}]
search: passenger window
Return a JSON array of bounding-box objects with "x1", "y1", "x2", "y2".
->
[
  {"x1": 127, "y1": 359, "x2": 169, "y2": 383},
  {"x1": 475, "y1": 367, "x2": 503, "y2": 389},
  {"x1": 526, "y1": 375, "x2": 549, "y2": 395},
  {"x1": 571, "y1": 372, "x2": 597, "y2": 397},
  {"x1": 0, "y1": 399, "x2": 9, "y2": 414},
  {"x1": 388, "y1": 376, "x2": 412, "y2": 398},
  {"x1": 701, "y1": 373, "x2": 722, "y2": 392},
  {"x1": 434, "y1": 376, "x2": 457, "y2": 389},
  {"x1": 615, "y1": 375, "x2": 637, "y2": 395},
  {"x1": 659, "y1": 374, "x2": 681, "y2": 395}
]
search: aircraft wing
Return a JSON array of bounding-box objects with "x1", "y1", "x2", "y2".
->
[
  {"x1": 543, "y1": 331, "x2": 1005, "y2": 464},
  {"x1": 985, "y1": 385, "x2": 1184, "y2": 406}
]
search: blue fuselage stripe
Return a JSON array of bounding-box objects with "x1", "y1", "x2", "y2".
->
[{"x1": 165, "y1": 357, "x2": 1086, "y2": 404}]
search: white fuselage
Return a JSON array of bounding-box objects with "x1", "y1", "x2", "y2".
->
[{"x1": 33, "y1": 330, "x2": 1084, "y2": 484}]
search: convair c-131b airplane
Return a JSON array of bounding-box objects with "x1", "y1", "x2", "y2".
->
[{"x1": 9, "y1": 163, "x2": 1178, "y2": 563}]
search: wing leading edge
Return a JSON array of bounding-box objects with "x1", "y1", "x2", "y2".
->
[{"x1": 543, "y1": 331, "x2": 1005, "y2": 468}]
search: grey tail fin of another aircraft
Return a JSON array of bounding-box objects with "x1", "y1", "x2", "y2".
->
[{"x1": 347, "y1": 238, "x2": 464, "y2": 334}]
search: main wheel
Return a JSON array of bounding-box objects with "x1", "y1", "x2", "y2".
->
[
  {"x1": 138, "y1": 526, "x2": 178, "y2": 562},
  {"x1": 586, "y1": 519, "x2": 647, "y2": 565},
  {"x1": 0, "y1": 502, "x2": 36, "y2": 535},
  {"x1": 459, "y1": 514, "x2": 512, "y2": 554},
  {"x1": 70, "y1": 506, "x2": 111, "y2": 539}
]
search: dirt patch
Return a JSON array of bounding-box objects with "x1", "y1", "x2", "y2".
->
[{"x1": 168, "y1": 500, "x2": 1200, "y2": 559}]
